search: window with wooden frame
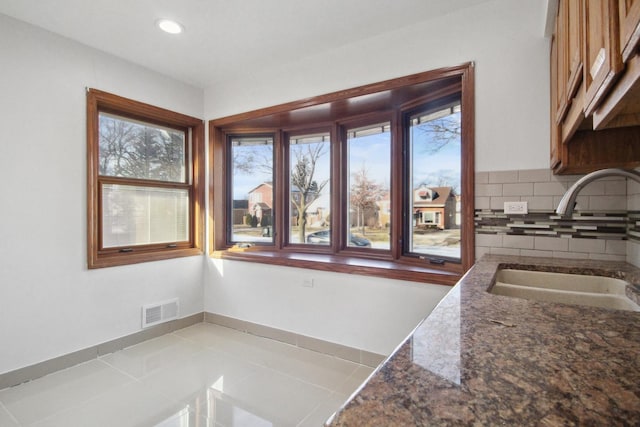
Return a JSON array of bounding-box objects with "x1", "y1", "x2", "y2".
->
[
  {"x1": 87, "y1": 89, "x2": 204, "y2": 268},
  {"x1": 210, "y1": 64, "x2": 474, "y2": 285}
]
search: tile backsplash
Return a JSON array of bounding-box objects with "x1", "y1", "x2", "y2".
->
[{"x1": 475, "y1": 168, "x2": 640, "y2": 267}]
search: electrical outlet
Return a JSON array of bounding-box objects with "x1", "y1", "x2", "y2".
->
[
  {"x1": 504, "y1": 201, "x2": 528, "y2": 214},
  {"x1": 302, "y1": 277, "x2": 314, "y2": 288}
]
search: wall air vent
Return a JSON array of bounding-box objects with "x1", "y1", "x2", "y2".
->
[{"x1": 142, "y1": 298, "x2": 179, "y2": 328}]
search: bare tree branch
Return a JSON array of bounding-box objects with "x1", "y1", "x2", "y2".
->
[
  {"x1": 233, "y1": 144, "x2": 273, "y2": 175},
  {"x1": 349, "y1": 164, "x2": 386, "y2": 235},
  {"x1": 416, "y1": 113, "x2": 460, "y2": 154},
  {"x1": 290, "y1": 142, "x2": 329, "y2": 242},
  {"x1": 99, "y1": 116, "x2": 184, "y2": 182}
]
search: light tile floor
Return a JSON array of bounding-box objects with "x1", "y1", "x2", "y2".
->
[{"x1": 0, "y1": 323, "x2": 374, "y2": 427}]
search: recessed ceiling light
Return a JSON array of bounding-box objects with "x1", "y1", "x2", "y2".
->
[{"x1": 156, "y1": 19, "x2": 184, "y2": 34}]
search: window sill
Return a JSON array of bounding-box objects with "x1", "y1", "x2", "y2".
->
[
  {"x1": 211, "y1": 249, "x2": 460, "y2": 286},
  {"x1": 89, "y1": 248, "x2": 203, "y2": 269}
]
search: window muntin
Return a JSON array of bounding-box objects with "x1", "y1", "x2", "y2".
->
[
  {"x1": 406, "y1": 102, "x2": 462, "y2": 261},
  {"x1": 229, "y1": 136, "x2": 275, "y2": 245},
  {"x1": 287, "y1": 132, "x2": 331, "y2": 246},
  {"x1": 87, "y1": 89, "x2": 204, "y2": 268}
]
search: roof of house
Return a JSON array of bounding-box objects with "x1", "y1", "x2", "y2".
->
[
  {"x1": 413, "y1": 186, "x2": 454, "y2": 208},
  {"x1": 247, "y1": 182, "x2": 273, "y2": 194}
]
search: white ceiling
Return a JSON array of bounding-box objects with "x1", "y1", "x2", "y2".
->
[{"x1": 0, "y1": 0, "x2": 493, "y2": 89}]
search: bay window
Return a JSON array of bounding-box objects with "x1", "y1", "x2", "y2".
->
[{"x1": 210, "y1": 64, "x2": 474, "y2": 284}]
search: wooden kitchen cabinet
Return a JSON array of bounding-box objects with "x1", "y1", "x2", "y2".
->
[
  {"x1": 619, "y1": 0, "x2": 640, "y2": 62},
  {"x1": 566, "y1": 0, "x2": 584, "y2": 102},
  {"x1": 550, "y1": 0, "x2": 640, "y2": 174},
  {"x1": 553, "y1": 0, "x2": 582, "y2": 128},
  {"x1": 593, "y1": 0, "x2": 640, "y2": 129},
  {"x1": 554, "y1": 1, "x2": 569, "y2": 124},
  {"x1": 593, "y1": 52, "x2": 640, "y2": 129},
  {"x1": 551, "y1": 0, "x2": 586, "y2": 171},
  {"x1": 553, "y1": 0, "x2": 586, "y2": 146},
  {"x1": 583, "y1": 0, "x2": 623, "y2": 116}
]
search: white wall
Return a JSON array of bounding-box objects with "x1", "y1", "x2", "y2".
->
[
  {"x1": 205, "y1": 260, "x2": 450, "y2": 355},
  {"x1": 204, "y1": 0, "x2": 550, "y2": 172},
  {"x1": 0, "y1": 14, "x2": 205, "y2": 375},
  {"x1": 203, "y1": 0, "x2": 550, "y2": 354}
]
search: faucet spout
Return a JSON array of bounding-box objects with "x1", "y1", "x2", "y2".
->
[{"x1": 556, "y1": 168, "x2": 640, "y2": 218}]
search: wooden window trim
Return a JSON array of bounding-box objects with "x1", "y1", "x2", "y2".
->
[
  {"x1": 87, "y1": 89, "x2": 205, "y2": 268},
  {"x1": 209, "y1": 64, "x2": 475, "y2": 285}
]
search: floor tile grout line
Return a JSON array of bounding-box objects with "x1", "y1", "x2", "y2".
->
[
  {"x1": 173, "y1": 324, "x2": 370, "y2": 395},
  {"x1": 179, "y1": 324, "x2": 365, "y2": 367},
  {"x1": 169, "y1": 330, "x2": 204, "y2": 346},
  {"x1": 21, "y1": 376, "x2": 178, "y2": 427},
  {"x1": 295, "y1": 390, "x2": 343, "y2": 427},
  {"x1": 1, "y1": 357, "x2": 125, "y2": 395},
  {"x1": 220, "y1": 371, "x2": 335, "y2": 427},
  {"x1": 204, "y1": 342, "x2": 362, "y2": 394},
  {"x1": 132, "y1": 378, "x2": 197, "y2": 418},
  {"x1": 96, "y1": 333, "x2": 212, "y2": 383},
  {"x1": 230, "y1": 352, "x2": 361, "y2": 397},
  {"x1": 95, "y1": 358, "x2": 142, "y2": 383},
  {"x1": 193, "y1": 322, "x2": 376, "y2": 367},
  {"x1": 332, "y1": 366, "x2": 366, "y2": 395},
  {"x1": 5, "y1": 361, "x2": 138, "y2": 427},
  {"x1": 0, "y1": 399, "x2": 20, "y2": 426}
]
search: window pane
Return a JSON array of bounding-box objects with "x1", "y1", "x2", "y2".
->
[
  {"x1": 102, "y1": 184, "x2": 189, "y2": 248},
  {"x1": 99, "y1": 112, "x2": 186, "y2": 183},
  {"x1": 230, "y1": 136, "x2": 274, "y2": 244},
  {"x1": 347, "y1": 122, "x2": 391, "y2": 250},
  {"x1": 408, "y1": 103, "x2": 461, "y2": 260},
  {"x1": 289, "y1": 133, "x2": 331, "y2": 245}
]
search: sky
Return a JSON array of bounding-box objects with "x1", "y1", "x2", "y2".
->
[{"x1": 231, "y1": 111, "x2": 461, "y2": 201}]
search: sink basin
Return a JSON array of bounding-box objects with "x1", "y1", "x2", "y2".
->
[{"x1": 491, "y1": 269, "x2": 640, "y2": 312}]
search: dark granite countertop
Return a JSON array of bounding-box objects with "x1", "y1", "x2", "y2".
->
[{"x1": 328, "y1": 255, "x2": 640, "y2": 426}]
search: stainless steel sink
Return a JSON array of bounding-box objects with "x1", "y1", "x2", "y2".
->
[{"x1": 491, "y1": 269, "x2": 640, "y2": 311}]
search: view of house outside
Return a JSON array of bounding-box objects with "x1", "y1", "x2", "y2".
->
[
  {"x1": 409, "y1": 103, "x2": 462, "y2": 259},
  {"x1": 230, "y1": 136, "x2": 275, "y2": 243}
]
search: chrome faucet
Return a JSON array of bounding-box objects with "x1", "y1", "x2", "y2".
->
[{"x1": 556, "y1": 168, "x2": 640, "y2": 217}]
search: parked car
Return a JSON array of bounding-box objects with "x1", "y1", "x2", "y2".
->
[{"x1": 306, "y1": 230, "x2": 371, "y2": 247}]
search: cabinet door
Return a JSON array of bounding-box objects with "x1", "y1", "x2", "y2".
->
[
  {"x1": 620, "y1": 0, "x2": 640, "y2": 62},
  {"x1": 583, "y1": 0, "x2": 624, "y2": 116},
  {"x1": 558, "y1": 0, "x2": 585, "y2": 144},
  {"x1": 566, "y1": 0, "x2": 583, "y2": 98},
  {"x1": 555, "y1": 0, "x2": 569, "y2": 123},
  {"x1": 550, "y1": 32, "x2": 561, "y2": 169},
  {"x1": 593, "y1": 52, "x2": 640, "y2": 129}
]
